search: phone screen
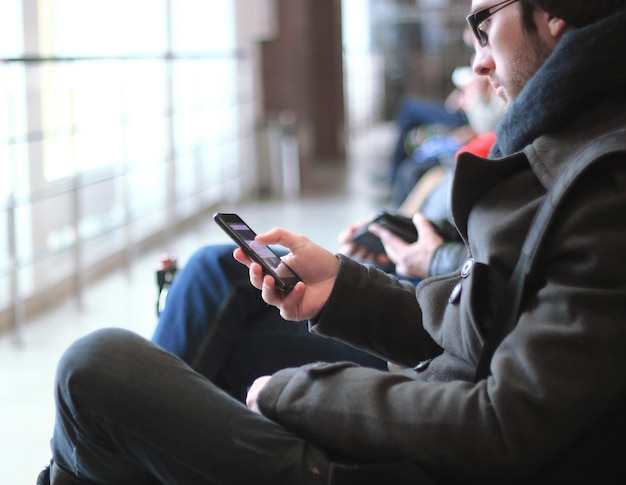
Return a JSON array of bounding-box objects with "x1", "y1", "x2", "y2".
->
[{"x1": 213, "y1": 213, "x2": 301, "y2": 291}]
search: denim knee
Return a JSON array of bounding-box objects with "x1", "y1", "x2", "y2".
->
[
  {"x1": 188, "y1": 243, "x2": 239, "y2": 280},
  {"x1": 55, "y1": 328, "x2": 148, "y2": 409},
  {"x1": 52, "y1": 328, "x2": 164, "y2": 484}
]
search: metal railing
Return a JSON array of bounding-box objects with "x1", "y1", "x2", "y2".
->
[{"x1": 0, "y1": 51, "x2": 257, "y2": 342}]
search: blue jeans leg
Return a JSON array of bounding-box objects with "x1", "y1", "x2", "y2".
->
[
  {"x1": 52, "y1": 328, "x2": 331, "y2": 485},
  {"x1": 151, "y1": 245, "x2": 387, "y2": 401},
  {"x1": 152, "y1": 243, "x2": 266, "y2": 372}
]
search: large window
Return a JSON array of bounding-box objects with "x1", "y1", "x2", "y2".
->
[
  {"x1": 342, "y1": 0, "x2": 386, "y2": 131},
  {"x1": 0, "y1": 0, "x2": 258, "y2": 332}
]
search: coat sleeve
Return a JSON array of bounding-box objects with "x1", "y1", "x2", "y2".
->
[
  {"x1": 427, "y1": 241, "x2": 467, "y2": 277},
  {"x1": 257, "y1": 163, "x2": 626, "y2": 484},
  {"x1": 309, "y1": 255, "x2": 442, "y2": 367}
]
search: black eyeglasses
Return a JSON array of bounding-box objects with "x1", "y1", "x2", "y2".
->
[{"x1": 466, "y1": 0, "x2": 521, "y2": 46}]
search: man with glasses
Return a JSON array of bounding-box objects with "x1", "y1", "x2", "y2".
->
[{"x1": 39, "y1": 2, "x2": 626, "y2": 484}]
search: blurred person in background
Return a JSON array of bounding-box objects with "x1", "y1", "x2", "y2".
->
[{"x1": 390, "y1": 63, "x2": 503, "y2": 205}]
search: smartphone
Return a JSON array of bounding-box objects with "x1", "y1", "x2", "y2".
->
[
  {"x1": 213, "y1": 212, "x2": 301, "y2": 292},
  {"x1": 350, "y1": 211, "x2": 418, "y2": 255}
]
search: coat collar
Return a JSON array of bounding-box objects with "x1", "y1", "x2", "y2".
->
[
  {"x1": 452, "y1": 94, "x2": 626, "y2": 242},
  {"x1": 524, "y1": 97, "x2": 626, "y2": 189},
  {"x1": 451, "y1": 151, "x2": 528, "y2": 241}
]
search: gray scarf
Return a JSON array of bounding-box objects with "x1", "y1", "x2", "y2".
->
[{"x1": 490, "y1": 11, "x2": 626, "y2": 158}]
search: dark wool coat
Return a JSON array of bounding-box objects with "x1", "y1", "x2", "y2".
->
[{"x1": 258, "y1": 12, "x2": 626, "y2": 484}]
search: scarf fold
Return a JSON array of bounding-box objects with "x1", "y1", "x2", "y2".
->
[{"x1": 490, "y1": 11, "x2": 626, "y2": 158}]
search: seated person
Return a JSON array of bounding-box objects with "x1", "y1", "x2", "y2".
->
[
  {"x1": 150, "y1": 64, "x2": 500, "y2": 394},
  {"x1": 151, "y1": 162, "x2": 470, "y2": 401},
  {"x1": 387, "y1": 25, "x2": 503, "y2": 187},
  {"x1": 38, "y1": 5, "x2": 626, "y2": 484},
  {"x1": 391, "y1": 66, "x2": 504, "y2": 205},
  {"x1": 389, "y1": 90, "x2": 468, "y2": 184}
]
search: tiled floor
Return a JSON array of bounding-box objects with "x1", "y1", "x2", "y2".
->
[{"x1": 0, "y1": 123, "x2": 395, "y2": 484}]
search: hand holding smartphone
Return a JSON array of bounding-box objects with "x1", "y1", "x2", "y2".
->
[
  {"x1": 350, "y1": 211, "x2": 418, "y2": 255},
  {"x1": 213, "y1": 213, "x2": 301, "y2": 292}
]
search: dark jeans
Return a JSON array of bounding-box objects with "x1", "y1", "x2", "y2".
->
[
  {"x1": 151, "y1": 244, "x2": 387, "y2": 401},
  {"x1": 51, "y1": 331, "x2": 435, "y2": 484},
  {"x1": 51, "y1": 328, "x2": 331, "y2": 484},
  {"x1": 49, "y1": 245, "x2": 423, "y2": 483}
]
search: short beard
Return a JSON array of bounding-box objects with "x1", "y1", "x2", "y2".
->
[{"x1": 508, "y1": 32, "x2": 553, "y2": 101}]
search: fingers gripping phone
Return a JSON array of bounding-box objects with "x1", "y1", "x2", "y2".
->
[
  {"x1": 213, "y1": 213, "x2": 301, "y2": 292},
  {"x1": 350, "y1": 211, "x2": 418, "y2": 255}
]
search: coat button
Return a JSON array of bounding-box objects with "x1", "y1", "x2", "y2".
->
[
  {"x1": 414, "y1": 359, "x2": 432, "y2": 372},
  {"x1": 449, "y1": 282, "x2": 462, "y2": 303},
  {"x1": 461, "y1": 258, "x2": 474, "y2": 278}
]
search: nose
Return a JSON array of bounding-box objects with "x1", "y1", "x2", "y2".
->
[{"x1": 472, "y1": 46, "x2": 493, "y2": 77}]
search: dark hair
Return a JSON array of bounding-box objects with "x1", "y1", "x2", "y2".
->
[
  {"x1": 527, "y1": 0, "x2": 626, "y2": 28},
  {"x1": 519, "y1": 0, "x2": 538, "y2": 32}
]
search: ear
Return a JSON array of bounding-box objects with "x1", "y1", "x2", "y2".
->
[
  {"x1": 534, "y1": 10, "x2": 571, "y2": 45},
  {"x1": 547, "y1": 17, "x2": 569, "y2": 38}
]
